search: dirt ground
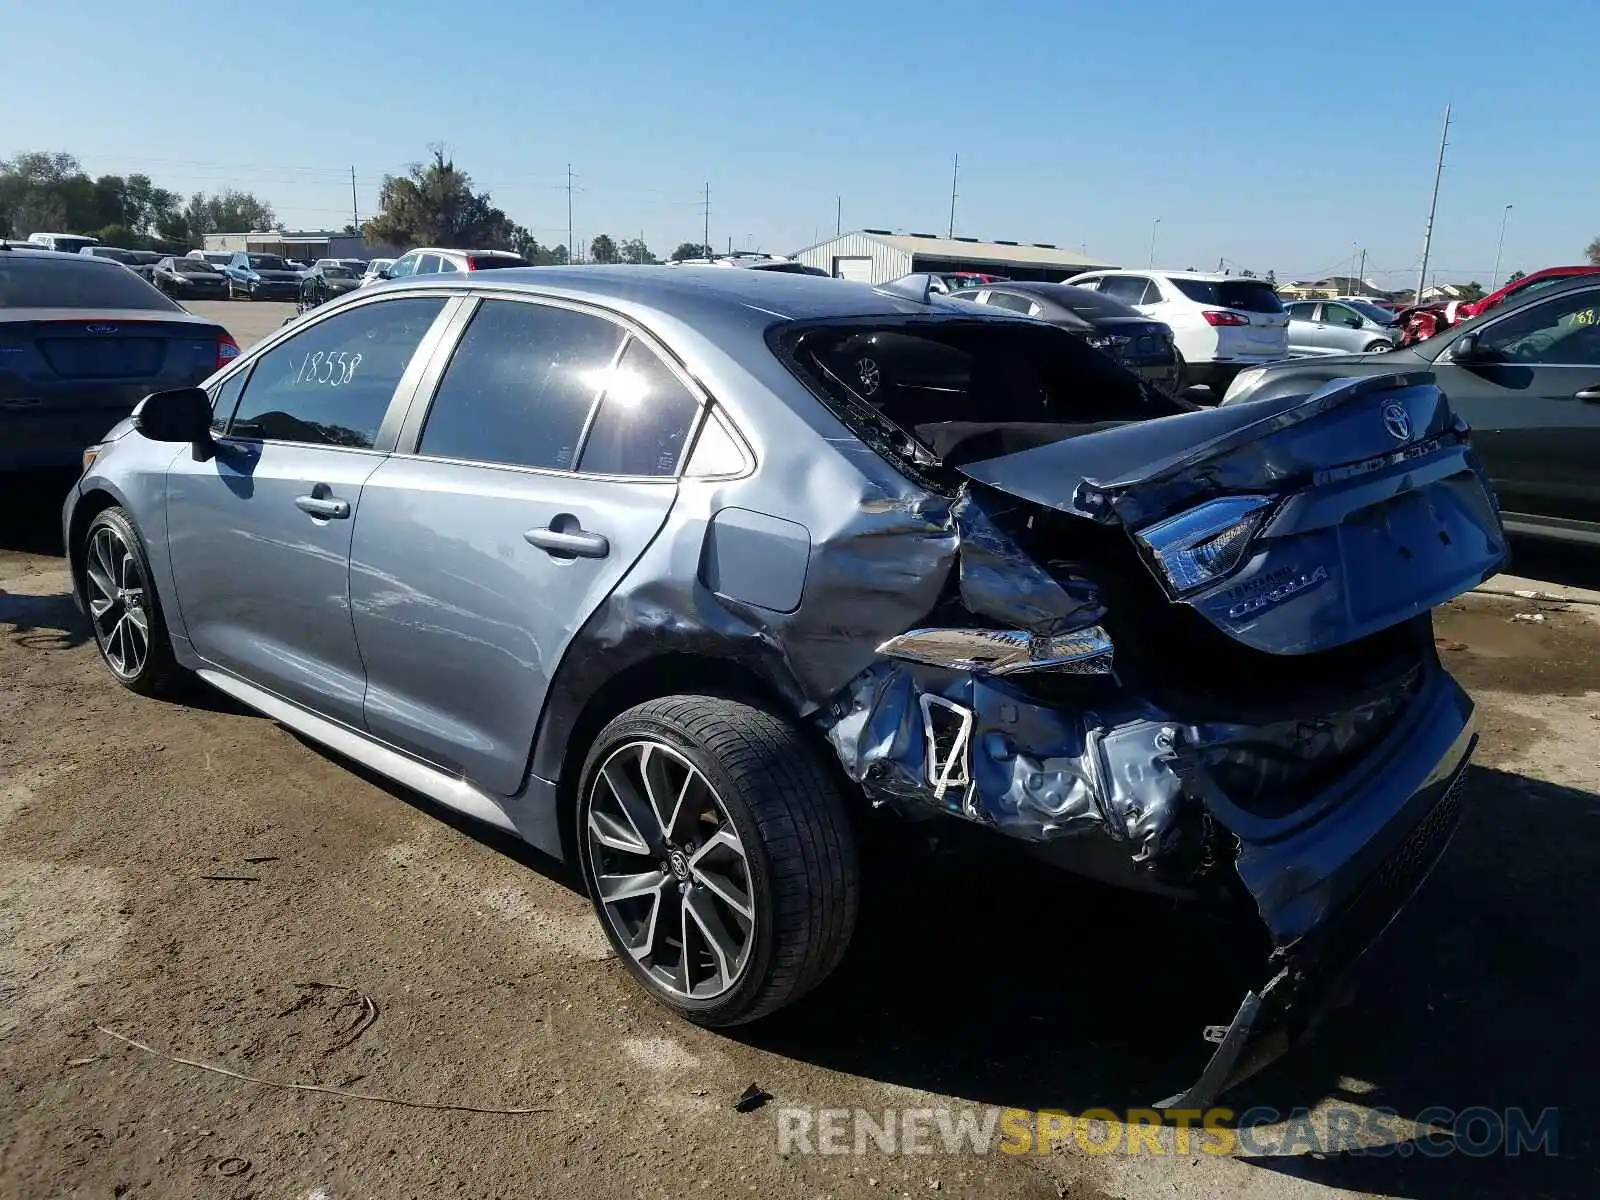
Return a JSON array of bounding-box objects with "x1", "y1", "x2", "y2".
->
[{"x1": 3, "y1": 394, "x2": 1598, "y2": 1197}]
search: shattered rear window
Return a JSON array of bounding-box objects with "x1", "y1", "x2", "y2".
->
[{"x1": 773, "y1": 318, "x2": 1187, "y2": 478}]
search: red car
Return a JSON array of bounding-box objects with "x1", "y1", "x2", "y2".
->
[{"x1": 1399, "y1": 265, "x2": 1600, "y2": 345}]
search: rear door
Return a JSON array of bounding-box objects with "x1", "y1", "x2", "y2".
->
[
  {"x1": 350, "y1": 295, "x2": 701, "y2": 794},
  {"x1": 1284, "y1": 302, "x2": 1319, "y2": 355},
  {"x1": 165, "y1": 294, "x2": 453, "y2": 727},
  {"x1": 1431, "y1": 284, "x2": 1600, "y2": 528}
]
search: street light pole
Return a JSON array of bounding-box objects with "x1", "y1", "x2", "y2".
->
[
  {"x1": 1147, "y1": 218, "x2": 1160, "y2": 268},
  {"x1": 1491, "y1": 204, "x2": 1513, "y2": 290}
]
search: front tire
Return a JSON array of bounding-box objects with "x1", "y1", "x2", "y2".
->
[
  {"x1": 82, "y1": 507, "x2": 183, "y2": 697},
  {"x1": 577, "y1": 695, "x2": 859, "y2": 1027},
  {"x1": 1364, "y1": 340, "x2": 1393, "y2": 353}
]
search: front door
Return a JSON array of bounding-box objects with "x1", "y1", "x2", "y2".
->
[
  {"x1": 1434, "y1": 283, "x2": 1600, "y2": 527},
  {"x1": 350, "y1": 297, "x2": 705, "y2": 794},
  {"x1": 165, "y1": 294, "x2": 450, "y2": 726}
]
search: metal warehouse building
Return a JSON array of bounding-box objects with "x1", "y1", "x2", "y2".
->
[{"x1": 793, "y1": 230, "x2": 1115, "y2": 284}]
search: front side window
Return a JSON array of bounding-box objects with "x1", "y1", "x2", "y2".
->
[
  {"x1": 1322, "y1": 303, "x2": 1362, "y2": 328},
  {"x1": 418, "y1": 298, "x2": 625, "y2": 470},
  {"x1": 1472, "y1": 289, "x2": 1600, "y2": 366},
  {"x1": 226, "y1": 297, "x2": 447, "y2": 448},
  {"x1": 209, "y1": 366, "x2": 251, "y2": 435},
  {"x1": 576, "y1": 338, "x2": 702, "y2": 476},
  {"x1": 388, "y1": 254, "x2": 418, "y2": 279},
  {"x1": 1100, "y1": 275, "x2": 1151, "y2": 304}
]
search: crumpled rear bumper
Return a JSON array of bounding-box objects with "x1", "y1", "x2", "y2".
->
[
  {"x1": 1158, "y1": 708, "x2": 1471, "y2": 1108},
  {"x1": 822, "y1": 645, "x2": 1476, "y2": 1108}
]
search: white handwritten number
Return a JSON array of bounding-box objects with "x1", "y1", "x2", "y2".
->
[{"x1": 295, "y1": 349, "x2": 363, "y2": 387}]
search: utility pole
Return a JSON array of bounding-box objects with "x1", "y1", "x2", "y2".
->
[
  {"x1": 349, "y1": 166, "x2": 359, "y2": 230},
  {"x1": 1356, "y1": 247, "x2": 1366, "y2": 292},
  {"x1": 703, "y1": 182, "x2": 711, "y2": 257},
  {"x1": 1416, "y1": 103, "x2": 1451, "y2": 303},
  {"x1": 1491, "y1": 203, "x2": 1513, "y2": 290},
  {"x1": 566, "y1": 164, "x2": 574, "y2": 264},
  {"x1": 1148, "y1": 217, "x2": 1160, "y2": 268},
  {"x1": 947, "y1": 153, "x2": 959, "y2": 238},
  {"x1": 835, "y1": 195, "x2": 841, "y2": 237}
]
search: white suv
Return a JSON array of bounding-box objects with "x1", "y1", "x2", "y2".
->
[{"x1": 1066, "y1": 270, "x2": 1288, "y2": 393}]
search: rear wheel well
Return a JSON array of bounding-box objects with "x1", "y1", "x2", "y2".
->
[
  {"x1": 551, "y1": 655, "x2": 814, "y2": 864},
  {"x1": 67, "y1": 489, "x2": 122, "y2": 599}
]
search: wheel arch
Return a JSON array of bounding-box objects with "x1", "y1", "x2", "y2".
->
[
  {"x1": 66, "y1": 486, "x2": 127, "y2": 604},
  {"x1": 542, "y1": 650, "x2": 815, "y2": 865}
]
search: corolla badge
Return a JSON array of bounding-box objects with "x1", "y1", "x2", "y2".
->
[
  {"x1": 1381, "y1": 400, "x2": 1412, "y2": 441},
  {"x1": 84, "y1": 324, "x2": 119, "y2": 335}
]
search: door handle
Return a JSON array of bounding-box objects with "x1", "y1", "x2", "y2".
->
[
  {"x1": 1575, "y1": 389, "x2": 1600, "y2": 402},
  {"x1": 524, "y1": 523, "x2": 609, "y2": 559},
  {"x1": 294, "y1": 493, "x2": 351, "y2": 519}
]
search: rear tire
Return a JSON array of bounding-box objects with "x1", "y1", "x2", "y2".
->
[
  {"x1": 82, "y1": 507, "x2": 183, "y2": 698},
  {"x1": 577, "y1": 695, "x2": 859, "y2": 1027}
]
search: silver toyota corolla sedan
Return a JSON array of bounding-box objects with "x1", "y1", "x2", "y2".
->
[{"x1": 64, "y1": 267, "x2": 1506, "y2": 1106}]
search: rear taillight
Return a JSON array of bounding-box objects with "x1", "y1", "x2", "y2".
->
[
  {"x1": 217, "y1": 334, "x2": 240, "y2": 369},
  {"x1": 1202, "y1": 310, "x2": 1250, "y2": 327}
]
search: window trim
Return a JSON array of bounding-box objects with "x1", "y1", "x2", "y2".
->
[
  {"x1": 1444, "y1": 285, "x2": 1600, "y2": 369},
  {"x1": 210, "y1": 292, "x2": 464, "y2": 455},
  {"x1": 391, "y1": 289, "x2": 735, "y2": 483}
]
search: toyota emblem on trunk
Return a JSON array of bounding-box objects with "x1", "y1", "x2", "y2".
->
[
  {"x1": 84, "y1": 324, "x2": 118, "y2": 335},
  {"x1": 1381, "y1": 400, "x2": 1412, "y2": 441}
]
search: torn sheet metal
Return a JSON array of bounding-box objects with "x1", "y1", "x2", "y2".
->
[
  {"x1": 823, "y1": 663, "x2": 1189, "y2": 860},
  {"x1": 950, "y1": 489, "x2": 1105, "y2": 634}
]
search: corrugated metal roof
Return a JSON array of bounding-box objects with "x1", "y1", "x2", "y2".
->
[{"x1": 867, "y1": 233, "x2": 1108, "y2": 269}]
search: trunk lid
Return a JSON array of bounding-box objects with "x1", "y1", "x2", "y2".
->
[
  {"x1": 0, "y1": 311, "x2": 226, "y2": 411},
  {"x1": 956, "y1": 372, "x2": 1507, "y2": 655}
]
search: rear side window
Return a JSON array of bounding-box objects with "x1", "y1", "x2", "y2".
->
[
  {"x1": 0, "y1": 256, "x2": 179, "y2": 310},
  {"x1": 466, "y1": 255, "x2": 527, "y2": 270},
  {"x1": 419, "y1": 299, "x2": 625, "y2": 470},
  {"x1": 983, "y1": 291, "x2": 1034, "y2": 313},
  {"x1": 1285, "y1": 302, "x2": 1315, "y2": 320},
  {"x1": 576, "y1": 338, "x2": 702, "y2": 476},
  {"x1": 1171, "y1": 278, "x2": 1284, "y2": 313},
  {"x1": 227, "y1": 297, "x2": 446, "y2": 448}
]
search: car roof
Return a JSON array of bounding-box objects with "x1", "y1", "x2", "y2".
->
[
  {"x1": 364, "y1": 264, "x2": 1032, "y2": 325},
  {"x1": 0, "y1": 243, "x2": 125, "y2": 265},
  {"x1": 404, "y1": 247, "x2": 524, "y2": 258}
]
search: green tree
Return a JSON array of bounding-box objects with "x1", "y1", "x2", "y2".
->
[
  {"x1": 1265, "y1": 269, "x2": 1277, "y2": 287},
  {"x1": 671, "y1": 241, "x2": 712, "y2": 261},
  {"x1": 1458, "y1": 281, "x2": 1485, "y2": 301},
  {"x1": 589, "y1": 233, "x2": 619, "y2": 264},
  {"x1": 509, "y1": 224, "x2": 542, "y2": 259},
  {"x1": 363, "y1": 147, "x2": 512, "y2": 250},
  {"x1": 542, "y1": 243, "x2": 569, "y2": 266},
  {"x1": 617, "y1": 237, "x2": 654, "y2": 264},
  {"x1": 1587, "y1": 237, "x2": 1600, "y2": 266},
  {"x1": 1506, "y1": 269, "x2": 1526, "y2": 284}
]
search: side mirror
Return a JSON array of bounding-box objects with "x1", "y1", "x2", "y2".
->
[
  {"x1": 1451, "y1": 331, "x2": 1482, "y2": 363},
  {"x1": 134, "y1": 387, "x2": 213, "y2": 446}
]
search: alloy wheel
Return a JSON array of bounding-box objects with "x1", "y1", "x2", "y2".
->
[
  {"x1": 585, "y1": 740, "x2": 756, "y2": 1001},
  {"x1": 85, "y1": 525, "x2": 150, "y2": 680}
]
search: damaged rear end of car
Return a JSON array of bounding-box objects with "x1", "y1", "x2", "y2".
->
[{"x1": 773, "y1": 314, "x2": 1506, "y2": 1105}]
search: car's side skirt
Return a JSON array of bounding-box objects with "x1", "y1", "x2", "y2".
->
[{"x1": 194, "y1": 667, "x2": 564, "y2": 856}]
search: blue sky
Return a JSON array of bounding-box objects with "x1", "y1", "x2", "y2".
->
[{"x1": 6, "y1": 1, "x2": 1594, "y2": 286}]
